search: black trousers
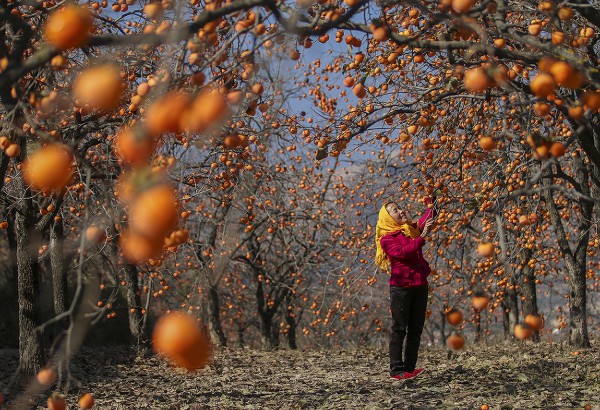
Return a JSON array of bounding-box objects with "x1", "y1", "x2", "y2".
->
[{"x1": 389, "y1": 285, "x2": 428, "y2": 375}]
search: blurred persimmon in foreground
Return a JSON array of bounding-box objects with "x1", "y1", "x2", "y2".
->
[
  {"x1": 129, "y1": 184, "x2": 179, "y2": 238},
  {"x1": 47, "y1": 392, "x2": 66, "y2": 410},
  {"x1": 73, "y1": 64, "x2": 123, "y2": 112},
  {"x1": 43, "y1": 5, "x2": 93, "y2": 50},
  {"x1": 23, "y1": 143, "x2": 75, "y2": 193},
  {"x1": 152, "y1": 311, "x2": 211, "y2": 370}
]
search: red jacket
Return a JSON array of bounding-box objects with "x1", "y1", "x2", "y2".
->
[{"x1": 380, "y1": 198, "x2": 436, "y2": 287}]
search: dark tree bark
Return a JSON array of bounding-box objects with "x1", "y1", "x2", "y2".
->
[
  {"x1": 501, "y1": 274, "x2": 519, "y2": 340},
  {"x1": 439, "y1": 309, "x2": 447, "y2": 346},
  {"x1": 284, "y1": 301, "x2": 297, "y2": 350},
  {"x1": 15, "y1": 183, "x2": 44, "y2": 377},
  {"x1": 125, "y1": 263, "x2": 144, "y2": 344},
  {"x1": 237, "y1": 322, "x2": 245, "y2": 347},
  {"x1": 207, "y1": 284, "x2": 227, "y2": 347},
  {"x1": 520, "y1": 260, "x2": 540, "y2": 341},
  {"x1": 256, "y1": 279, "x2": 276, "y2": 348},
  {"x1": 6, "y1": 210, "x2": 18, "y2": 285},
  {"x1": 50, "y1": 217, "x2": 69, "y2": 333},
  {"x1": 513, "y1": 247, "x2": 540, "y2": 341},
  {"x1": 474, "y1": 310, "x2": 482, "y2": 343},
  {"x1": 541, "y1": 158, "x2": 591, "y2": 347}
]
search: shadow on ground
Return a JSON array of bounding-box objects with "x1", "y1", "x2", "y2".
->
[{"x1": 1, "y1": 341, "x2": 599, "y2": 409}]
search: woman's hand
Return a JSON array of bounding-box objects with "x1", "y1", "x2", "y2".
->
[{"x1": 421, "y1": 219, "x2": 435, "y2": 237}]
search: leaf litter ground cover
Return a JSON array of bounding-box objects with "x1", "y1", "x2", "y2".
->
[{"x1": 1, "y1": 340, "x2": 599, "y2": 409}]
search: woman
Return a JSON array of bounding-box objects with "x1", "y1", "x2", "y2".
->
[{"x1": 375, "y1": 196, "x2": 436, "y2": 380}]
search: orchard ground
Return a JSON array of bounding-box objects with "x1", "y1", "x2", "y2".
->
[{"x1": 2, "y1": 340, "x2": 600, "y2": 409}]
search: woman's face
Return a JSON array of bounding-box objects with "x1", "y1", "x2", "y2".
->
[{"x1": 386, "y1": 202, "x2": 407, "y2": 224}]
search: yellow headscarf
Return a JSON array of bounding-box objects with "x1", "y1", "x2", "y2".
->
[{"x1": 375, "y1": 202, "x2": 421, "y2": 272}]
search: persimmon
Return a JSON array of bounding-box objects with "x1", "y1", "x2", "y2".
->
[
  {"x1": 524, "y1": 314, "x2": 544, "y2": 331},
  {"x1": 79, "y1": 393, "x2": 95, "y2": 409},
  {"x1": 47, "y1": 392, "x2": 67, "y2": 410},
  {"x1": 223, "y1": 134, "x2": 247, "y2": 149},
  {"x1": 353, "y1": 83, "x2": 366, "y2": 98},
  {"x1": 549, "y1": 142, "x2": 566, "y2": 157},
  {"x1": 447, "y1": 333, "x2": 465, "y2": 350},
  {"x1": 144, "y1": 2, "x2": 163, "y2": 19},
  {"x1": 477, "y1": 242, "x2": 494, "y2": 257},
  {"x1": 451, "y1": 0, "x2": 473, "y2": 14},
  {"x1": 120, "y1": 229, "x2": 163, "y2": 263},
  {"x1": 528, "y1": 23, "x2": 542, "y2": 36},
  {"x1": 581, "y1": 27, "x2": 595, "y2": 38},
  {"x1": 538, "y1": 57, "x2": 557, "y2": 73},
  {"x1": 0, "y1": 221, "x2": 8, "y2": 229},
  {"x1": 0, "y1": 136, "x2": 10, "y2": 150},
  {"x1": 549, "y1": 61, "x2": 573, "y2": 86},
  {"x1": 551, "y1": 31, "x2": 564, "y2": 45},
  {"x1": 73, "y1": 64, "x2": 123, "y2": 112},
  {"x1": 535, "y1": 144, "x2": 550, "y2": 160},
  {"x1": 43, "y1": 5, "x2": 93, "y2": 50},
  {"x1": 23, "y1": 143, "x2": 75, "y2": 193},
  {"x1": 252, "y1": 83, "x2": 264, "y2": 95},
  {"x1": 5, "y1": 143, "x2": 20, "y2": 157},
  {"x1": 446, "y1": 309, "x2": 463, "y2": 326},
  {"x1": 563, "y1": 70, "x2": 584, "y2": 89},
  {"x1": 568, "y1": 104, "x2": 584, "y2": 120},
  {"x1": 343, "y1": 77, "x2": 355, "y2": 87},
  {"x1": 519, "y1": 215, "x2": 530, "y2": 225},
  {"x1": 407, "y1": 125, "x2": 419, "y2": 134},
  {"x1": 464, "y1": 68, "x2": 491, "y2": 93},
  {"x1": 530, "y1": 73, "x2": 556, "y2": 98},
  {"x1": 85, "y1": 225, "x2": 106, "y2": 243},
  {"x1": 538, "y1": 1, "x2": 553, "y2": 12},
  {"x1": 582, "y1": 90, "x2": 600, "y2": 111},
  {"x1": 152, "y1": 311, "x2": 211, "y2": 370},
  {"x1": 145, "y1": 91, "x2": 191, "y2": 136},
  {"x1": 471, "y1": 295, "x2": 490, "y2": 310},
  {"x1": 114, "y1": 127, "x2": 157, "y2": 166},
  {"x1": 514, "y1": 323, "x2": 533, "y2": 340},
  {"x1": 479, "y1": 136, "x2": 496, "y2": 151},
  {"x1": 129, "y1": 184, "x2": 179, "y2": 238},
  {"x1": 371, "y1": 27, "x2": 389, "y2": 42},
  {"x1": 182, "y1": 88, "x2": 228, "y2": 133},
  {"x1": 533, "y1": 102, "x2": 551, "y2": 116},
  {"x1": 36, "y1": 368, "x2": 56, "y2": 385},
  {"x1": 558, "y1": 7, "x2": 574, "y2": 20}
]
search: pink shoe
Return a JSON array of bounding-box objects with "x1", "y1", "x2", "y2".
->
[
  {"x1": 390, "y1": 372, "x2": 411, "y2": 380},
  {"x1": 407, "y1": 368, "x2": 426, "y2": 379}
]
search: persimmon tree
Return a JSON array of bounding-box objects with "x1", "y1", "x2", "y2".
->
[{"x1": 288, "y1": 0, "x2": 600, "y2": 348}]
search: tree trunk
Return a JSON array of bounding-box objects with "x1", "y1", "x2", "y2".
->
[
  {"x1": 503, "y1": 277, "x2": 519, "y2": 340},
  {"x1": 569, "y1": 156, "x2": 592, "y2": 347},
  {"x1": 50, "y1": 217, "x2": 69, "y2": 336},
  {"x1": 520, "y1": 263, "x2": 540, "y2": 342},
  {"x1": 474, "y1": 311, "x2": 482, "y2": 343},
  {"x1": 516, "y1": 247, "x2": 539, "y2": 341},
  {"x1": 237, "y1": 322, "x2": 245, "y2": 347},
  {"x1": 7, "y1": 210, "x2": 18, "y2": 285},
  {"x1": 15, "y1": 191, "x2": 44, "y2": 377},
  {"x1": 207, "y1": 284, "x2": 227, "y2": 347},
  {"x1": 259, "y1": 311, "x2": 275, "y2": 348},
  {"x1": 125, "y1": 263, "x2": 144, "y2": 345},
  {"x1": 285, "y1": 304, "x2": 297, "y2": 349},
  {"x1": 541, "y1": 159, "x2": 591, "y2": 347},
  {"x1": 439, "y1": 310, "x2": 447, "y2": 346}
]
